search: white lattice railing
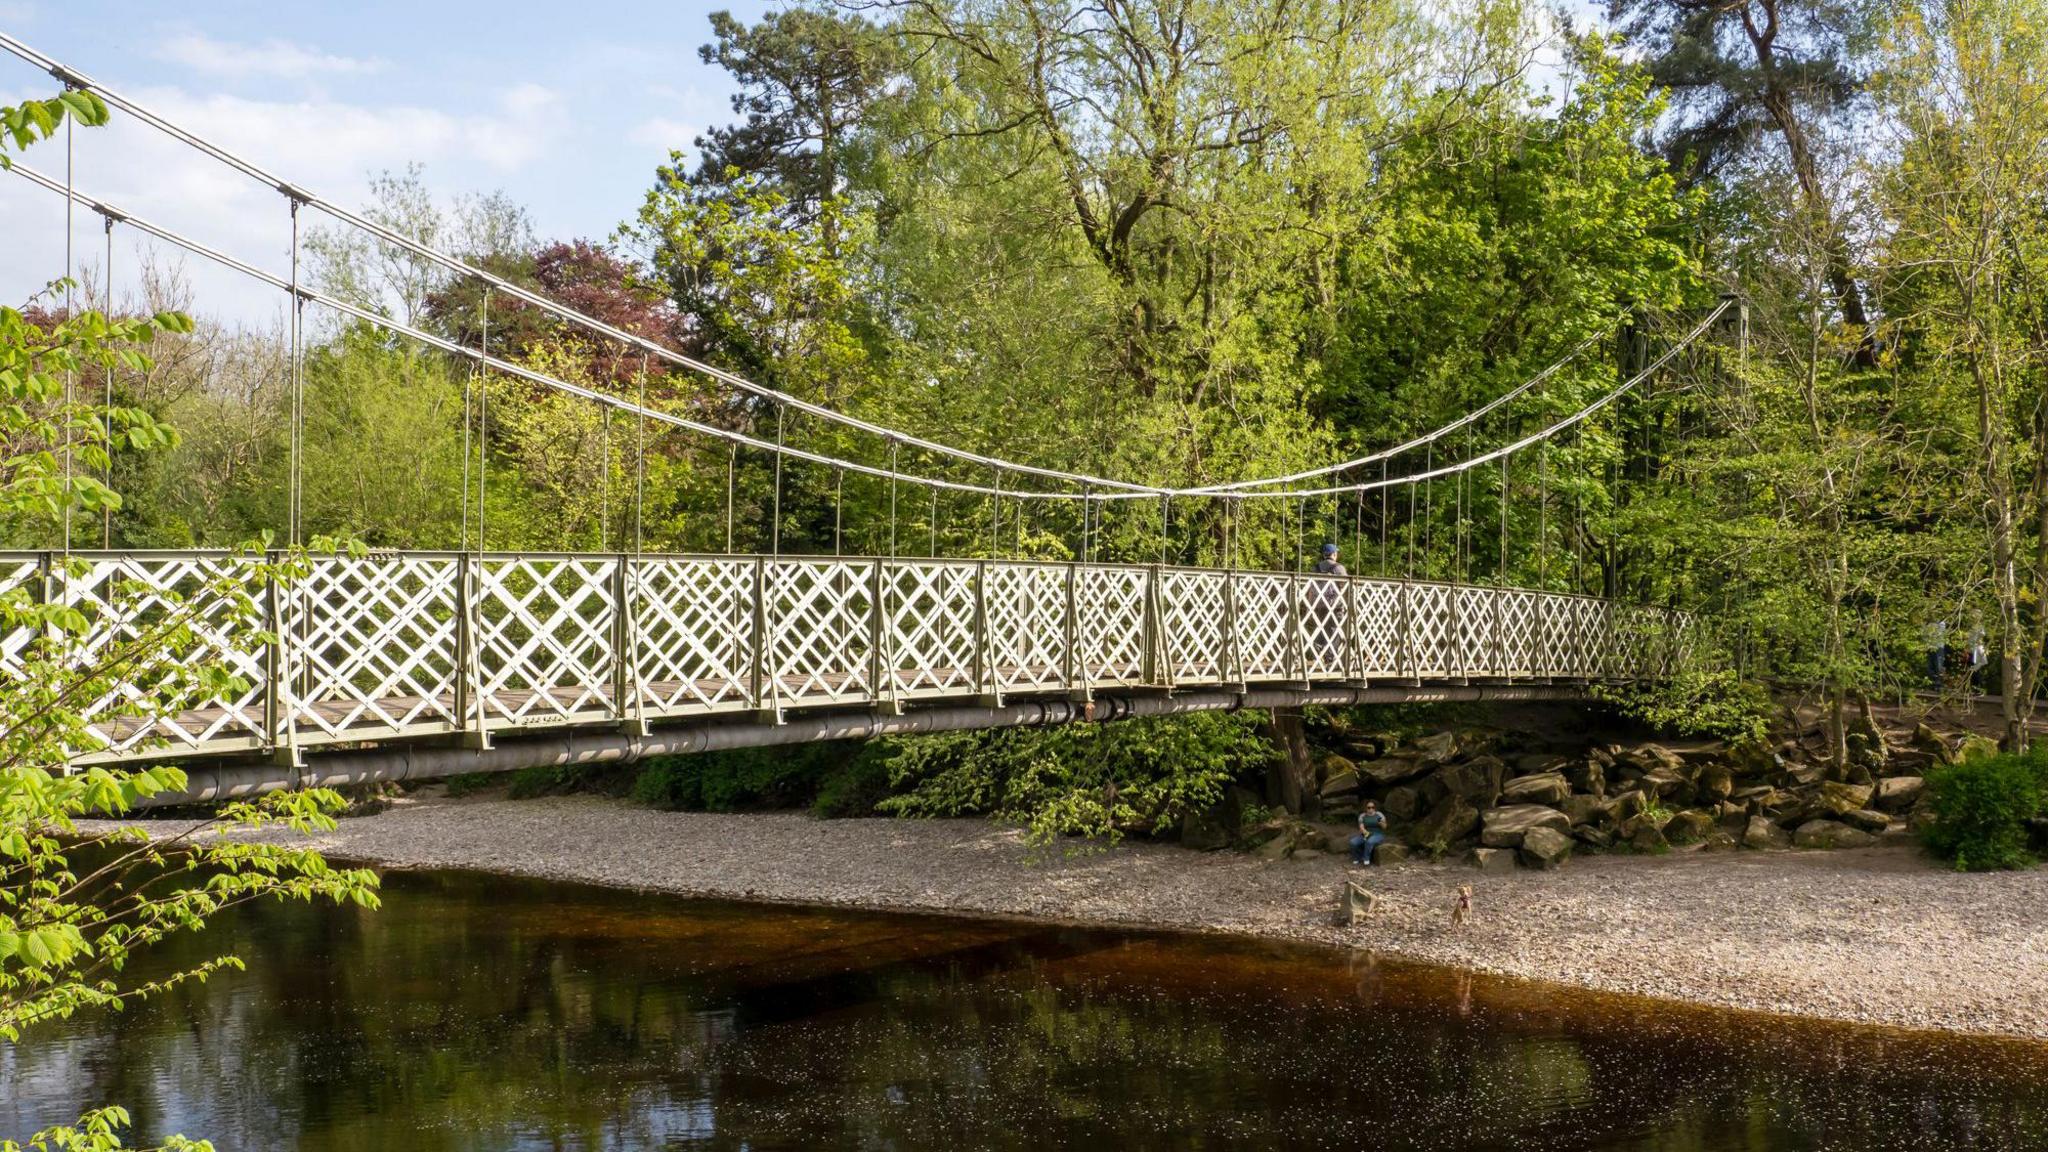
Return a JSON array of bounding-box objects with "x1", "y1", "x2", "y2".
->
[{"x1": 0, "y1": 550, "x2": 1693, "y2": 766}]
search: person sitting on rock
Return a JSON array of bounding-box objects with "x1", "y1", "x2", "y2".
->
[{"x1": 1351, "y1": 800, "x2": 1388, "y2": 867}]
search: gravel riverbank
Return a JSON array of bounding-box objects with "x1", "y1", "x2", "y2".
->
[{"x1": 161, "y1": 789, "x2": 2048, "y2": 1041}]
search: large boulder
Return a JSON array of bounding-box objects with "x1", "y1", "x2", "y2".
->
[
  {"x1": 1519, "y1": 826, "x2": 1574, "y2": 869},
  {"x1": 1815, "y1": 781, "x2": 1875, "y2": 818},
  {"x1": 1318, "y1": 767, "x2": 1360, "y2": 804},
  {"x1": 1515, "y1": 753, "x2": 1568, "y2": 777},
  {"x1": 1407, "y1": 796, "x2": 1480, "y2": 851},
  {"x1": 1409, "y1": 730, "x2": 1460, "y2": 765},
  {"x1": 1559, "y1": 794, "x2": 1606, "y2": 828},
  {"x1": 1606, "y1": 789, "x2": 1649, "y2": 825},
  {"x1": 1500, "y1": 772, "x2": 1571, "y2": 807},
  {"x1": 1695, "y1": 763, "x2": 1735, "y2": 805},
  {"x1": 1382, "y1": 784, "x2": 1423, "y2": 822},
  {"x1": 1373, "y1": 843, "x2": 1412, "y2": 865},
  {"x1": 1438, "y1": 755, "x2": 1507, "y2": 809},
  {"x1": 1793, "y1": 819, "x2": 1875, "y2": 849},
  {"x1": 1665, "y1": 809, "x2": 1717, "y2": 845},
  {"x1": 1840, "y1": 808, "x2": 1891, "y2": 834},
  {"x1": 1742, "y1": 815, "x2": 1792, "y2": 850},
  {"x1": 1874, "y1": 775, "x2": 1925, "y2": 812},
  {"x1": 1912, "y1": 722, "x2": 1954, "y2": 765},
  {"x1": 1564, "y1": 758, "x2": 1607, "y2": 799},
  {"x1": 1359, "y1": 755, "x2": 1430, "y2": 787},
  {"x1": 1467, "y1": 846, "x2": 1517, "y2": 874},
  {"x1": 1480, "y1": 804, "x2": 1572, "y2": 848},
  {"x1": 1573, "y1": 825, "x2": 1615, "y2": 849},
  {"x1": 1637, "y1": 765, "x2": 1693, "y2": 804},
  {"x1": 1957, "y1": 734, "x2": 2000, "y2": 763},
  {"x1": 1619, "y1": 743, "x2": 1688, "y2": 778},
  {"x1": 1620, "y1": 812, "x2": 1671, "y2": 852}
]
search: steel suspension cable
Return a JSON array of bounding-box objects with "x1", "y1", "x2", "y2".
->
[
  {"x1": 3, "y1": 36, "x2": 1638, "y2": 504},
  {"x1": 288, "y1": 196, "x2": 303, "y2": 546},
  {"x1": 100, "y1": 212, "x2": 113, "y2": 547},
  {"x1": 5, "y1": 153, "x2": 1730, "y2": 511},
  {"x1": 634, "y1": 355, "x2": 647, "y2": 556},
  {"x1": 477, "y1": 290, "x2": 490, "y2": 553},
  {"x1": 61, "y1": 112, "x2": 73, "y2": 554}
]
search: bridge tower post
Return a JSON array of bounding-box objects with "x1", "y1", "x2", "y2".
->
[
  {"x1": 870, "y1": 559, "x2": 900, "y2": 715},
  {"x1": 749, "y1": 557, "x2": 782, "y2": 724},
  {"x1": 611, "y1": 557, "x2": 649, "y2": 736},
  {"x1": 972, "y1": 559, "x2": 1002, "y2": 708},
  {"x1": 1062, "y1": 561, "x2": 1089, "y2": 702},
  {"x1": 261, "y1": 558, "x2": 302, "y2": 770},
  {"x1": 454, "y1": 553, "x2": 492, "y2": 750}
]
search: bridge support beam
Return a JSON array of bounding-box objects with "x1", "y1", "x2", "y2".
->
[{"x1": 142, "y1": 683, "x2": 1587, "y2": 808}]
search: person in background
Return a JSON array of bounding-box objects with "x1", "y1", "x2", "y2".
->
[
  {"x1": 1967, "y1": 616, "x2": 1987, "y2": 694},
  {"x1": 1351, "y1": 800, "x2": 1387, "y2": 867},
  {"x1": 1925, "y1": 618, "x2": 1948, "y2": 690},
  {"x1": 1314, "y1": 541, "x2": 1347, "y2": 576}
]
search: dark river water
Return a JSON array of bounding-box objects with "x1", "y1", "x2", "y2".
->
[{"x1": 4, "y1": 868, "x2": 2047, "y2": 1151}]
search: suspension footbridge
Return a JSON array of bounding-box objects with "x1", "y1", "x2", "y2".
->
[{"x1": 1, "y1": 35, "x2": 1721, "y2": 803}]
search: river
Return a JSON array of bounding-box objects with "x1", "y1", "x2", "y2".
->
[{"x1": 3, "y1": 867, "x2": 2045, "y2": 1150}]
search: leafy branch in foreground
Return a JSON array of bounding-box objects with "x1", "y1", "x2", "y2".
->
[{"x1": 0, "y1": 89, "x2": 379, "y2": 1152}]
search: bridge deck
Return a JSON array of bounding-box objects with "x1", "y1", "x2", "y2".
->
[{"x1": 2, "y1": 551, "x2": 1688, "y2": 768}]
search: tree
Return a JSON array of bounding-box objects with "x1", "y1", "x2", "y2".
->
[
  {"x1": 3, "y1": 91, "x2": 379, "y2": 1152},
  {"x1": 1608, "y1": 0, "x2": 1881, "y2": 366},
  {"x1": 691, "y1": 5, "x2": 901, "y2": 256},
  {"x1": 1876, "y1": 0, "x2": 2048, "y2": 747}
]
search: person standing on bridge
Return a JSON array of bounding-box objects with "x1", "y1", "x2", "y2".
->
[{"x1": 1314, "y1": 541, "x2": 1348, "y2": 577}]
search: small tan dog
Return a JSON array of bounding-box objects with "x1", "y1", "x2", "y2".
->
[{"x1": 1449, "y1": 885, "x2": 1472, "y2": 929}]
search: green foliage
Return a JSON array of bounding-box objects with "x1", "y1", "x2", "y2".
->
[
  {"x1": 877, "y1": 712, "x2": 1270, "y2": 847},
  {"x1": 1593, "y1": 665, "x2": 1772, "y2": 743},
  {"x1": 2, "y1": 92, "x2": 378, "y2": 1152},
  {"x1": 1919, "y1": 745, "x2": 2048, "y2": 872},
  {"x1": 629, "y1": 742, "x2": 893, "y2": 818}
]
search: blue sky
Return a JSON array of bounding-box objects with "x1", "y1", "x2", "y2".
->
[{"x1": 1, "y1": 0, "x2": 768, "y2": 322}]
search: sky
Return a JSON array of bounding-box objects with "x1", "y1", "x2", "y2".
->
[{"x1": 1, "y1": 0, "x2": 769, "y2": 325}]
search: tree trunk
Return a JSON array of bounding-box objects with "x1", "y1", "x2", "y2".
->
[{"x1": 1264, "y1": 708, "x2": 1316, "y2": 816}]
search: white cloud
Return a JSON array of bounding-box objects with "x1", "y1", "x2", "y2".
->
[
  {"x1": 628, "y1": 117, "x2": 697, "y2": 151},
  {"x1": 155, "y1": 33, "x2": 384, "y2": 80},
  {"x1": 0, "y1": 2, "x2": 39, "y2": 24},
  {"x1": 0, "y1": 82, "x2": 571, "y2": 323}
]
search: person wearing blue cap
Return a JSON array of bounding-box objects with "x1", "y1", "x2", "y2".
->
[{"x1": 1313, "y1": 541, "x2": 1347, "y2": 577}]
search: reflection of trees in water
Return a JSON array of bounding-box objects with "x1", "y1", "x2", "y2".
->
[{"x1": 7, "y1": 871, "x2": 2048, "y2": 1151}]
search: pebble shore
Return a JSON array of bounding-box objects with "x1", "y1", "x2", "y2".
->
[{"x1": 165, "y1": 790, "x2": 2048, "y2": 1041}]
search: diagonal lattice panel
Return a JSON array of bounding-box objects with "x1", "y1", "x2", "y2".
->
[
  {"x1": 987, "y1": 563, "x2": 1068, "y2": 692},
  {"x1": 765, "y1": 559, "x2": 873, "y2": 704},
  {"x1": 293, "y1": 554, "x2": 460, "y2": 738},
  {"x1": 1299, "y1": 574, "x2": 1351, "y2": 680},
  {"x1": 1159, "y1": 569, "x2": 1228, "y2": 685},
  {"x1": 57, "y1": 554, "x2": 271, "y2": 754},
  {"x1": 1491, "y1": 588, "x2": 1540, "y2": 677},
  {"x1": 1075, "y1": 566, "x2": 1144, "y2": 687},
  {"x1": 1457, "y1": 586, "x2": 1494, "y2": 675},
  {"x1": 883, "y1": 560, "x2": 976, "y2": 696},
  {"x1": 1353, "y1": 580, "x2": 1403, "y2": 676},
  {"x1": 1405, "y1": 583, "x2": 1457, "y2": 677},
  {"x1": 0, "y1": 555, "x2": 41, "y2": 679},
  {"x1": 633, "y1": 557, "x2": 753, "y2": 715},
  {"x1": 1234, "y1": 573, "x2": 1294, "y2": 682},
  {"x1": 477, "y1": 556, "x2": 618, "y2": 723}
]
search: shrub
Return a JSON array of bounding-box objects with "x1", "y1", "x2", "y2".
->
[
  {"x1": 1919, "y1": 744, "x2": 2048, "y2": 871},
  {"x1": 876, "y1": 711, "x2": 1269, "y2": 846},
  {"x1": 628, "y1": 741, "x2": 893, "y2": 816}
]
